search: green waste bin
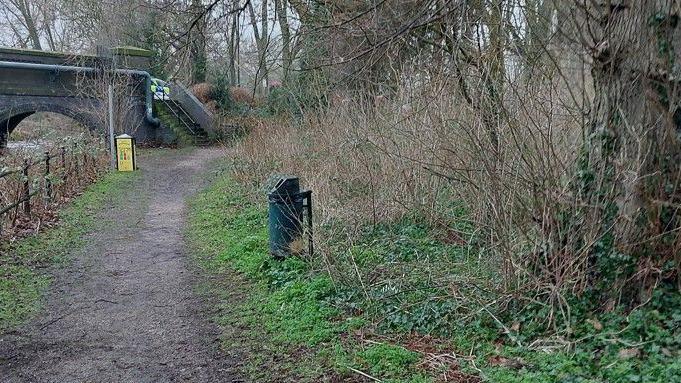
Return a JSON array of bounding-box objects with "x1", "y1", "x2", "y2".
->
[{"x1": 268, "y1": 177, "x2": 312, "y2": 259}]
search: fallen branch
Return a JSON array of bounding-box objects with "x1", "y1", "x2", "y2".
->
[{"x1": 348, "y1": 367, "x2": 383, "y2": 382}]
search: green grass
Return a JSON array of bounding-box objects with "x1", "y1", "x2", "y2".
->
[
  {"x1": 478, "y1": 290, "x2": 681, "y2": 383},
  {"x1": 0, "y1": 170, "x2": 140, "y2": 331},
  {"x1": 188, "y1": 173, "x2": 338, "y2": 380},
  {"x1": 188, "y1": 172, "x2": 435, "y2": 382},
  {"x1": 187, "y1": 167, "x2": 681, "y2": 382},
  {"x1": 339, "y1": 342, "x2": 427, "y2": 382}
]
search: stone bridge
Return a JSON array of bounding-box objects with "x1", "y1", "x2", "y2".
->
[{"x1": 0, "y1": 46, "x2": 173, "y2": 148}]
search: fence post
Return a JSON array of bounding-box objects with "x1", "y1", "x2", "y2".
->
[
  {"x1": 73, "y1": 142, "x2": 79, "y2": 186},
  {"x1": 44, "y1": 151, "x2": 51, "y2": 203},
  {"x1": 22, "y1": 158, "x2": 30, "y2": 216},
  {"x1": 60, "y1": 145, "x2": 69, "y2": 197},
  {"x1": 61, "y1": 146, "x2": 66, "y2": 182},
  {"x1": 83, "y1": 150, "x2": 88, "y2": 180},
  {"x1": 0, "y1": 209, "x2": 3, "y2": 237}
]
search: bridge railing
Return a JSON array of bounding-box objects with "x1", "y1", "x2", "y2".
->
[{"x1": 0, "y1": 141, "x2": 107, "y2": 238}]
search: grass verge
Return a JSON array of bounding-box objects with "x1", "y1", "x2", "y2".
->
[
  {"x1": 188, "y1": 167, "x2": 681, "y2": 382},
  {"x1": 0, "y1": 170, "x2": 141, "y2": 331},
  {"x1": 188, "y1": 172, "x2": 337, "y2": 381},
  {"x1": 188, "y1": 169, "x2": 465, "y2": 382}
]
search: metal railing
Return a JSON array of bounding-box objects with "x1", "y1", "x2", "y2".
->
[
  {"x1": 169, "y1": 81, "x2": 215, "y2": 134},
  {"x1": 160, "y1": 98, "x2": 200, "y2": 135}
]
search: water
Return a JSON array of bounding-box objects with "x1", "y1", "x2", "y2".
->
[{"x1": 6, "y1": 140, "x2": 47, "y2": 151}]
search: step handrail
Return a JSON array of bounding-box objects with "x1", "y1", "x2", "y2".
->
[
  {"x1": 169, "y1": 81, "x2": 214, "y2": 134},
  {"x1": 168, "y1": 98, "x2": 198, "y2": 126},
  {"x1": 160, "y1": 98, "x2": 197, "y2": 135}
]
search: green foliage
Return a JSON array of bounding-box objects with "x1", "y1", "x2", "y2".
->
[
  {"x1": 263, "y1": 276, "x2": 340, "y2": 345},
  {"x1": 354, "y1": 343, "x2": 421, "y2": 379},
  {"x1": 187, "y1": 173, "x2": 344, "y2": 379},
  {"x1": 0, "y1": 171, "x2": 139, "y2": 331},
  {"x1": 210, "y1": 70, "x2": 233, "y2": 111},
  {"x1": 187, "y1": 170, "x2": 437, "y2": 381},
  {"x1": 153, "y1": 101, "x2": 196, "y2": 146},
  {"x1": 190, "y1": 179, "x2": 343, "y2": 345},
  {"x1": 479, "y1": 285, "x2": 681, "y2": 382},
  {"x1": 0, "y1": 265, "x2": 48, "y2": 330},
  {"x1": 327, "y1": 217, "x2": 492, "y2": 337},
  {"x1": 188, "y1": 165, "x2": 681, "y2": 382},
  {"x1": 264, "y1": 86, "x2": 299, "y2": 116}
]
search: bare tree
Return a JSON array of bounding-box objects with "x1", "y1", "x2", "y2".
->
[
  {"x1": 188, "y1": 0, "x2": 208, "y2": 84},
  {"x1": 1, "y1": 0, "x2": 44, "y2": 49},
  {"x1": 247, "y1": 0, "x2": 270, "y2": 93},
  {"x1": 275, "y1": 0, "x2": 292, "y2": 83}
]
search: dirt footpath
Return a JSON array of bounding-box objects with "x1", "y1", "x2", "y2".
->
[{"x1": 0, "y1": 148, "x2": 239, "y2": 382}]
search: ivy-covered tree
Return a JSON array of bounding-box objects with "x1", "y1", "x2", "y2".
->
[{"x1": 575, "y1": 1, "x2": 681, "y2": 302}]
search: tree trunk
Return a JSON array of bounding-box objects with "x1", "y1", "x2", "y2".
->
[
  {"x1": 276, "y1": 0, "x2": 292, "y2": 84},
  {"x1": 15, "y1": 0, "x2": 42, "y2": 50},
  {"x1": 260, "y1": 0, "x2": 269, "y2": 89},
  {"x1": 189, "y1": 0, "x2": 207, "y2": 84},
  {"x1": 578, "y1": 0, "x2": 681, "y2": 301},
  {"x1": 229, "y1": 0, "x2": 239, "y2": 86},
  {"x1": 247, "y1": 0, "x2": 269, "y2": 95}
]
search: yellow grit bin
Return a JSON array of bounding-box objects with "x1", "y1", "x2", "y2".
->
[{"x1": 115, "y1": 134, "x2": 136, "y2": 172}]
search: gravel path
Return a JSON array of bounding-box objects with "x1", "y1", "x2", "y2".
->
[{"x1": 0, "y1": 148, "x2": 239, "y2": 382}]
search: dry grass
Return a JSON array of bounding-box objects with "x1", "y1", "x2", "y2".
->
[
  {"x1": 191, "y1": 83, "x2": 212, "y2": 104},
  {"x1": 190, "y1": 83, "x2": 258, "y2": 109},
  {"x1": 227, "y1": 64, "x2": 593, "y2": 320},
  {"x1": 233, "y1": 76, "x2": 579, "y2": 228},
  {"x1": 229, "y1": 87, "x2": 257, "y2": 107},
  {"x1": 229, "y1": 50, "x2": 680, "y2": 327}
]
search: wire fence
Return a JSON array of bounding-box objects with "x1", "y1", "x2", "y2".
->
[{"x1": 0, "y1": 140, "x2": 108, "y2": 239}]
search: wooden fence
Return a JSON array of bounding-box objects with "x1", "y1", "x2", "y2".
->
[{"x1": 0, "y1": 142, "x2": 107, "y2": 237}]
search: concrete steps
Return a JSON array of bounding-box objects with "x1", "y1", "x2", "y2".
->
[{"x1": 155, "y1": 101, "x2": 210, "y2": 146}]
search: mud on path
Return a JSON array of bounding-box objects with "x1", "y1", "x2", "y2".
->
[{"x1": 0, "y1": 148, "x2": 239, "y2": 382}]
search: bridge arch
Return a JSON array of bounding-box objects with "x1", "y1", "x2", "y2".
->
[{"x1": 0, "y1": 97, "x2": 102, "y2": 147}]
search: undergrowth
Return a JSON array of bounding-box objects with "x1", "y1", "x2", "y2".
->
[
  {"x1": 188, "y1": 170, "x2": 433, "y2": 382},
  {"x1": 188, "y1": 165, "x2": 681, "y2": 382},
  {"x1": 0, "y1": 170, "x2": 140, "y2": 331}
]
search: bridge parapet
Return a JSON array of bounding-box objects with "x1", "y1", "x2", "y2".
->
[
  {"x1": 110, "y1": 46, "x2": 152, "y2": 71},
  {"x1": 0, "y1": 47, "x2": 99, "y2": 67},
  {"x1": 0, "y1": 46, "x2": 188, "y2": 148},
  {"x1": 0, "y1": 46, "x2": 152, "y2": 71}
]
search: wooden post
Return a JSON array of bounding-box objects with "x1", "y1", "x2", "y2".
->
[
  {"x1": 73, "y1": 143, "x2": 79, "y2": 186},
  {"x1": 60, "y1": 146, "x2": 66, "y2": 182},
  {"x1": 22, "y1": 158, "x2": 30, "y2": 216},
  {"x1": 108, "y1": 83, "x2": 116, "y2": 169},
  {"x1": 59, "y1": 146, "x2": 67, "y2": 198},
  {"x1": 83, "y1": 150, "x2": 88, "y2": 180},
  {"x1": 0, "y1": 206, "x2": 3, "y2": 237},
  {"x1": 44, "y1": 151, "x2": 51, "y2": 202}
]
